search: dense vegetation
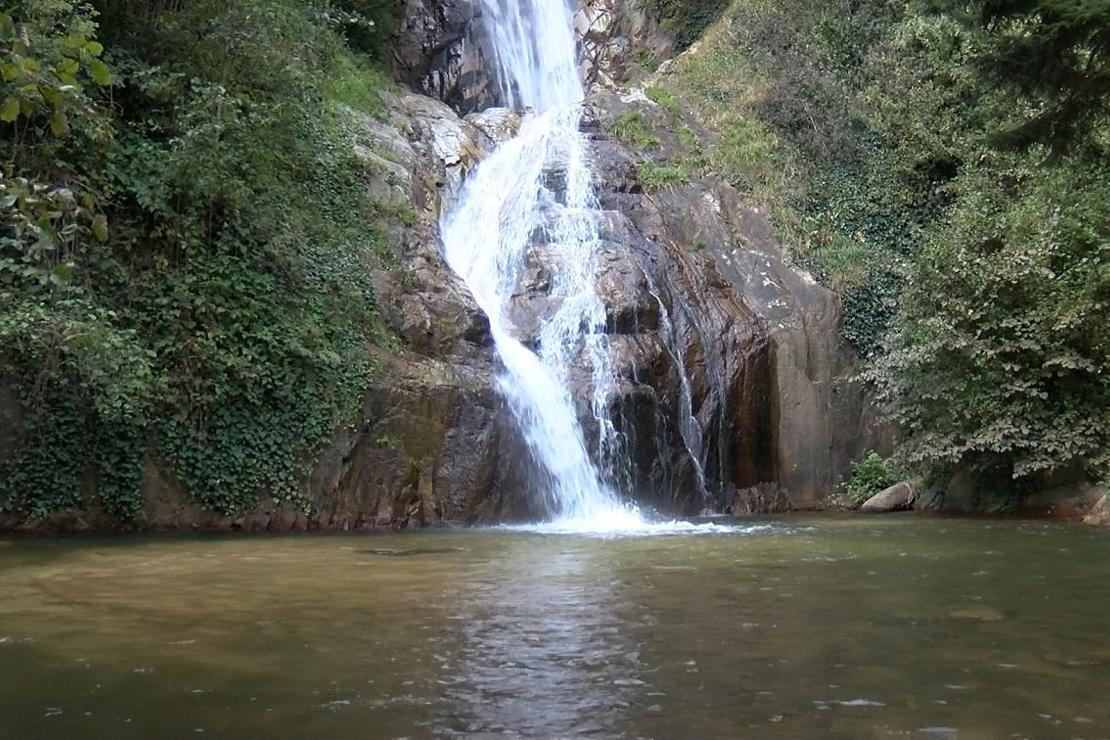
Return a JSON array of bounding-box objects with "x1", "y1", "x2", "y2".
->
[
  {"x1": 0, "y1": 0, "x2": 396, "y2": 519},
  {"x1": 642, "y1": 0, "x2": 730, "y2": 50},
  {"x1": 3, "y1": 0, "x2": 1106, "y2": 522},
  {"x1": 661, "y1": 0, "x2": 1108, "y2": 496}
]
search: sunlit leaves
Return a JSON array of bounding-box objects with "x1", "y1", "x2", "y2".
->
[{"x1": 0, "y1": 96, "x2": 17, "y2": 121}]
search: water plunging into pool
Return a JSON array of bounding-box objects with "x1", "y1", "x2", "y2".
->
[{"x1": 440, "y1": 0, "x2": 646, "y2": 531}]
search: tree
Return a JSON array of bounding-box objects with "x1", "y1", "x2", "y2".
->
[{"x1": 977, "y1": 0, "x2": 1110, "y2": 151}]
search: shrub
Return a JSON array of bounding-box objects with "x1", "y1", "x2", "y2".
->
[
  {"x1": 637, "y1": 160, "x2": 690, "y2": 191},
  {"x1": 867, "y1": 160, "x2": 1110, "y2": 485},
  {"x1": 1, "y1": 0, "x2": 395, "y2": 518},
  {"x1": 611, "y1": 111, "x2": 661, "y2": 150},
  {"x1": 846, "y1": 451, "x2": 901, "y2": 505}
]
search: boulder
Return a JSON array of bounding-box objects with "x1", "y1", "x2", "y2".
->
[
  {"x1": 939, "y1": 467, "x2": 979, "y2": 513},
  {"x1": 1084, "y1": 495, "x2": 1110, "y2": 527},
  {"x1": 860, "y1": 481, "x2": 916, "y2": 513}
]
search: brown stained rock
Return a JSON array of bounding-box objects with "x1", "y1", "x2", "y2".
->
[
  {"x1": 1015, "y1": 478, "x2": 1104, "y2": 519},
  {"x1": 269, "y1": 508, "x2": 298, "y2": 532},
  {"x1": 940, "y1": 468, "x2": 980, "y2": 513},
  {"x1": 730, "y1": 483, "x2": 790, "y2": 515},
  {"x1": 585, "y1": 86, "x2": 883, "y2": 511}
]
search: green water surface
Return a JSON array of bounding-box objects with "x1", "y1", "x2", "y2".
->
[{"x1": 0, "y1": 516, "x2": 1107, "y2": 738}]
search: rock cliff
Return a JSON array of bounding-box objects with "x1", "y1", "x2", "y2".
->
[
  {"x1": 1, "y1": 0, "x2": 882, "y2": 532},
  {"x1": 321, "y1": 0, "x2": 884, "y2": 524}
]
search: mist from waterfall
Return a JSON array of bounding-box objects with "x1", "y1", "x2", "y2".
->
[{"x1": 439, "y1": 0, "x2": 643, "y2": 530}]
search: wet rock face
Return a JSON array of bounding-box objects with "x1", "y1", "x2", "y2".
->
[
  {"x1": 392, "y1": 0, "x2": 673, "y2": 113},
  {"x1": 392, "y1": 0, "x2": 496, "y2": 114},
  {"x1": 581, "y1": 88, "x2": 884, "y2": 510},
  {"x1": 305, "y1": 92, "x2": 538, "y2": 529},
  {"x1": 575, "y1": 0, "x2": 672, "y2": 85},
  {"x1": 589, "y1": 176, "x2": 781, "y2": 514},
  {"x1": 494, "y1": 142, "x2": 778, "y2": 515}
]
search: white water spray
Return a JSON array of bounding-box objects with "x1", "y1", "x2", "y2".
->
[{"x1": 440, "y1": 0, "x2": 642, "y2": 530}]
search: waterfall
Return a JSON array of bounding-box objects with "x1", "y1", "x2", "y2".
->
[{"x1": 439, "y1": 0, "x2": 642, "y2": 528}]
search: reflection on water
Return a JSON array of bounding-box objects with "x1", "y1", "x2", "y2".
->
[
  {"x1": 439, "y1": 543, "x2": 644, "y2": 735},
  {"x1": 0, "y1": 517, "x2": 1108, "y2": 738}
]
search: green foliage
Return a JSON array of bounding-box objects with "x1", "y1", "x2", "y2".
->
[
  {"x1": 976, "y1": 0, "x2": 1110, "y2": 152},
  {"x1": 0, "y1": 293, "x2": 153, "y2": 517},
  {"x1": 323, "y1": 0, "x2": 400, "y2": 59},
  {"x1": 710, "y1": 119, "x2": 780, "y2": 191},
  {"x1": 631, "y1": 48, "x2": 657, "y2": 72},
  {"x1": 645, "y1": 0, "x2": 731, "y2": 50},
  {"x1": 1, "y1": 0, "x2": 394, "y2": 519},
  {"x1": 0, "y1": 1, "x2": 110, "y2": 143},
  {"x1": 867, "y1": 159, "x2": 1110, "y2": 485},
  {"x1": 645, "y1": 85, "x2": 681, "y2": 117},
  {"x1": 846, "y1": 451, "x2": 902, "y2": 505},
  {"x1": 326, "y1": 52, "x2": 392, "y2": 118},
  {"x1": 611, "y1": 111, "x2": 661, "y2": 150},
  {"x1": 666, "y1": 1, "x2": 916, "y2": 355},
  {"x1": 637, "y1": 160, "x2": 690, "y2": 191},
  {"x1": 676, "y1": 123, "x2": 699, "y2": 149},
  {"x1": 668, "y1": 0, "x2": 1109, "y2": 488}
]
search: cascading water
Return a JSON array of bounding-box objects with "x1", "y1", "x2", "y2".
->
[{"x1": 439, "y1": 0, "x2": 642, "y2": 529}]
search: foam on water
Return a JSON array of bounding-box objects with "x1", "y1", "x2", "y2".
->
[{"x1": 503, "y1": 516, "x2": 779, "y2": 538}]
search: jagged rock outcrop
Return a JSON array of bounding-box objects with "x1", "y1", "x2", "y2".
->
[
  {"x1": 576, "y1": 87, "x2": 883, "y2": 509},
  {"x1": 295, "y1": 95, "x2": 538, "y2": 529},
  {"x1": 575, "y1": 0, "x2": 672, "y2": 85},
  {"x1": 393, "y1": 0, "x2": 673, "y2": 113},
  {"x1": 391, "y1": 0, "x2": 495, "y2": 113},
  {"x1": 385, "y1": 0, "x2": 882, "y2": 513}
]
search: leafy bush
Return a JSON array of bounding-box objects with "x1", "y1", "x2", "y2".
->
[
  {"x1": 1, "y1": 0, "x2": 394, "y2": 519},
  {"x1": 846, "y1": 451, "x2": 901, "y2": 505},
  {"x1": 867, "y1": 160, "x2": 1110, "y2": 485},
  {"x1": 665, "y1": 0, "x2": 1109, "y2": 489}
]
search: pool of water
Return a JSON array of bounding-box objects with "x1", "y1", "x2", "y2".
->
[{"x1": 1, "y1": 515, "x2": 1107, "y2": 738}]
